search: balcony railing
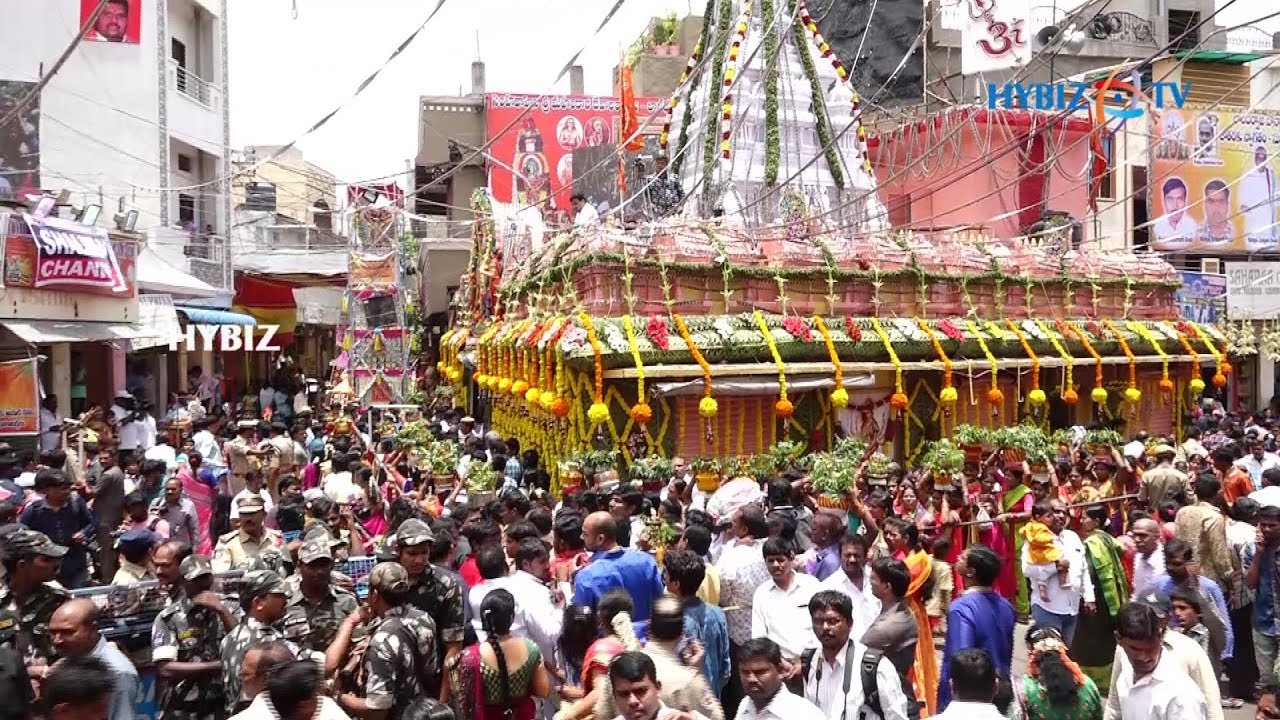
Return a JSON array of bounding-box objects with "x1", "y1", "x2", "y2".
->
[
  {"x1": 411, "y1": 217, "x2": 473, "y2": 239},
  {"x1": 1225, "y1": 25, "x2": 1275, "y2": 52},
  {"x1": 254, "y1": 224, "x2": 347, "y2": 251},
  {"x1": 169, "y1": 60, "x2": 219, "y2": 108}
]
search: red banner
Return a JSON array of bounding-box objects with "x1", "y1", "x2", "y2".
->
[
  {"x1": 24, "y1": 213, "x2": 128, "y2": 292},
  {"x1": 484, "y1": 93, "x2": 666, "y2": 210},
  {"x1": 3, "y1": 217, "x2": 136, "y2": 297}
]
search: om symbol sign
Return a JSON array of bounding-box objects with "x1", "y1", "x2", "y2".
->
[{"x1": 969, "y1": 0, "x2": 1026, "y2": 58}]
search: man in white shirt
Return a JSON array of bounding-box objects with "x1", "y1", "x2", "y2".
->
[
  {"x1": 1129, "y1": 518, "x2": 1165, "y2": 596},
  {"x1": 1235, "y1": 438, "x2": 1280, "y2": 487},
  {"x1": 820, "y1": 534, "x2": 881, "y2": 641},
  {"x1": 39, "y1": 396, "x2": 63, "y2": 453},
  {"x1": 572, "y1": 193, "x2": 601, "y2": 227},
  {"x1": 1250, "y1": 467, "x2": 1280, "y2": 508},
  {"x1": 1153, "y1": 177, "x2": 1199, "y2": 248},
  {"x1": 506, "y1": 536, "x2": 563, "y2": 663},
  {"x1": 804, "y1": 590, "x2": 908, "y2": 720},
  {"x1": 1105, "y1": 591, "x2": 1222, "y2": 720},
  {"x1": 468, "y1": 546, "x2": 523, "y2": 641},
  {"x1": 608, "y1": 651, "x2": 712, "y2": 720},
  {"x1": 321, "y1": 454, "x2": 366, "y2": 507},
  {"x1": 145, "y1": 434, "x2": 178, "y2": 473},
  {"x1": 1020, "y1": 499, "x2": 1094, "y2": 645},
  {"x1": 1107, "y1": 599, "x2": 1209, "y2": 720},
  {"x1": 933, "y1": 649, "x2": 1007, "y2": 720},
  {"x1": 1242, "y1": 144, "x2": 1279, "y2": 248},
  {"x1": 751, "y1": 537, "x2": 821, "y2": 665},
  {"x1": 229, "y1": 470, "x2": 275, "y2": 523},
  {"x1": 736, "y1": 638, "x2": 827, "y2": 720},
  {"x1": 191, "y1": 417, "x2": 227, "y2": 481},
  {"x1": 111, "y1": 392, "x2": 144, "y2": 462}
]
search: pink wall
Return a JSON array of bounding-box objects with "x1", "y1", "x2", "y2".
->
[{"x1": 867, "y1": 108, "x2": 1095, "y2": 239}]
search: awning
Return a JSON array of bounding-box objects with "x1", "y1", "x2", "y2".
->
[
  {"x1": 129, "y1": 295, "x2": 183, "y2": 351},
  {"x1": 176, "y1": 306, "x2": 257, "y2": 325},
  {"x1": 2, "y1": 320, "x2": 153, "y2": 344},
  {"x1": 136, "y1": 248, "x2": 220, "y2": 298}
]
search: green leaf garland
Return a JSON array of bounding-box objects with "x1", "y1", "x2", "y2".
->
[
  {"x1": 672, "y1": 0, "x2": 717, "y2": 177},
  {"x1": 701, "y1": 0, "x2": 734, "y2": 206},
  {"x1": 788, "y1": 0, "x2": 844, "y2": 188},
  {"x1": 762, "y1": 0, "x2": 780, "y2": 186}
]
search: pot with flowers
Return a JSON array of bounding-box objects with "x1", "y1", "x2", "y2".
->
[
  {"x1": 558, "y1": 457, "x2": 585, "y2": 494},
  {"x1": 629, "y1": 455, "x2": 675, "y2": 493},
  {"x1": 920, "y1": 438, "x2": 965, "y2": 485},
  {"x1": 641, "y1": 508, "x2": 681, "y2": 564},
  {"x1": 1084, "y1": 428, "x2": 1124, "y2": 458},
  {"x1": 689, "y1": 457, "x2": 722, "y2": 493},
  {"x1": 953, "y1": 424, "x2": 992, "y2": 464},
  {"x1": 422, "y1": 440, "x2": 461, "y2": 487},
  {"x1": 466, "y1": 462, "x2": 500, "y2": 507},
  {"x1": 993, "y1": 424, "x2": 1052, "y2": 467},
  {"x1": 811, "y1": 452, "x2": 858, "y2": 510},
  {"x1": 766, "y1": 440, "x2": 806, "y2": 473}
]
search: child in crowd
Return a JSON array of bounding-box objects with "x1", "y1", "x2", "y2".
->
[
  {"x1": 926, "y1": 537, "x2": 954, "y2": 636},
  {"x1": 1022, "y1": 502, "x2": 1064, "y2": 601},
  {"x1": 1170, "y1": 588, "x2": 1211, "y2": 655}
]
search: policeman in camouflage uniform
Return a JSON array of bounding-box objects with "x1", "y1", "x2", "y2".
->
[
  {"x1": 212, "y1": 496, "x2": 285, "y2": 574},
  {"x1": 152, "y1": 555, "x2": 233, "y2": 720},
  {"x1": 0, "y1": 528, "x2": 69, "y2": 666},
  {"x1": 219, "y1": 569, "x2": 304, "y2": 716},
  {"x1": 282, "y1": 537, "x2": 358, "y2": 653},
  {"x1": 333, "y1": 563, "x2": 438, "y2": 720},
  {"x1": 393, "y1": 518, "x2": 464, "y2": 693}
]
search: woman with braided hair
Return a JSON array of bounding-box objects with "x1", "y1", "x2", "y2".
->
[
  {"x1": 555, "y1": 589, "x2": 643, "y2": 720},
  {"x1": 444, "y1": 588, "x2": 549, "y2": 720},
  {"x1": 1013, "y1": 626, "x2": 1103, "y2": 720}
]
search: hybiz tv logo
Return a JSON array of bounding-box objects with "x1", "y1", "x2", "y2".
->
[
  {"x1": 168, "y1": 324, "x2": 282, "y2": 352},
  {"x1": 987, "y1": 79, "x2": 1189, "y2": 120}
]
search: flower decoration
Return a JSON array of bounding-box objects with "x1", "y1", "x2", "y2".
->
[
  {"x1": 551, "y1": 397, "x2": 570, "y2": 418},
  {"x1": 579, "y1": 312, "x2": 606, "y2": 409},
  {"x1": 646, "y1": 315, "x2": 671, "y2": 351},
  {"x1": 783, "y1": 316, "x2": 812, "y2": 342},
  {"x1": 1190, "y1": 377, "x2": 1206, "y2": 395},
  {"x1": 1036, "y1": 320, "x2": 1074, "y2": 404},
  {"x1": 1064, "y1": 321, "x2": 1106, "y2": 407},
  {"x1": 814, "y1": 316, "x2": 846, "y2": 409},
  {"x1": 844, "y1": 317, "x2": 862, "y2": 342},
  {"x1": 754, "y1": 311, "x2": 791, "y2": 418},
  {"x1": 559, "y1": 326, "x2": 587, "y2": 353},
  {"x1": 713, "y1": 317, "x2": 736, "y2": 344},
  {"x1": 539, "y1": 390, "x2": 556, "y2": 410},
  {"x1": 870, "y1": 318, "x2": 907, "y2": 412},
  {"x1": 630, "y1": 402, "x2": 654, "y2": 426},
  {"x1": 918, "y1": 319, "x2": 954, "y2": 408},
  {"x1": 621, "y1": 315, "x2": 650, "y2": 427},
  {"x1": 1189, "y1": 322, "x2": 1230, "y2": 386},
  {"x1": 1091, "y1": 386, "x2": 1108, "y2": 404},
  {"x1": 966, "y1": 320, "x2": 1002, "y2": 416},
  {"x1": 603, "y1": 324, "x2": 630, "y2": 354},
  {"x1": 1129, "y1": 321, "x2": 1171, "y2": 400},
  {"x1": 938, "y1": 319, "x2": 966, "y2": 343},
  {"x1": 588, "y1": 402, "x2": 611, "y2": 426},
  {"x1": 675, "y1": 314, "x2": 716, "y2": 420},
  {"x1": 1005, "y1": 320, "x2": 1042, "y2": 406},
  {"x1": 1103, "y1": 320, "x2": 1138, "y2": 406},
  {"x1": 699, "y1": 396, "x2": 719, "y2": 418}
]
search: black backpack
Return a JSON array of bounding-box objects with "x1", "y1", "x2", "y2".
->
[{"x1": 801, "y1": 644, "x2": 885, "y2": 720}]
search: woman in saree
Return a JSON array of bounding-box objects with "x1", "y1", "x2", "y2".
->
[
  {"x1": 1068, "y1": 504, "x2": 1129, "y2": 696},
  {"x1": 176, "y1": 450, "x2": 217, "y2": 554},
  {"x1": 1014, "y1": 626, "x2": 1103, "y2": 720},
  {"x1": 554, "y1": 589, "x2": 641, "y2": 720},
  {"x1": 991, "y1": 464, "x2": 1036, "y2": 617},
  {"x1": 884, "y1": 517, "x2": 940, "y2": 717},
  {"x1": 445, "y1": 588, "x2": 550, "y2": 720}
]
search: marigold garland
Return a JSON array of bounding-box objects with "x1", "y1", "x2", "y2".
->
[
  {"x1": 1064, "y1": 321, "x2": 1107, "y2": 405},
  {"x1": 1005, "y1": 319, "x2": 1045, "y2": 407},
  {"x1": 1188, "y1": 322, "x2": 1230, "y2": 386},
  {"x1": 719, "y1": 0, "x2": 752, "y2": 159},
  {"x1": 674, "y1": 314, "x2": 716, "y2": 418},
  {"x1": 870, "y1": 318, "x2": 908, "y2": 411},
  {"x1": 753, "y1": 311, "x2": 792, "y2": 418},
  {"x1": 814, "y1": 316, "x2": 847, "y2": 409},
  {"x1": 1128, "y1": 321, "x2": 1173, "y2": 396},
  {"x1": 965, "y1": 320, "x2": 1003, "y2": 411},
  {"x1": 1103, "y1": 320, "x2": 1140, "y2": 404},
  {"x1": 1174, "y1": 329, "x2": 1204, "y2": 394},
  {"x1": 579, "y1": 313, "x2": 609, "y2": 425},
  {"x1": 621, "y1": 315, "x2": 652, "y2": 426},
  {"x1": 1036, "y1": 320, "x2": 1076, "y2": 404},
  {"x1": 917, "y1": 319, "x2": 955, "y2": 406}
]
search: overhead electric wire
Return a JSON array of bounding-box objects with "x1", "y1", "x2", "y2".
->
[{"x1": 0, "y1": 0, "x2": 109, "y2": 133}]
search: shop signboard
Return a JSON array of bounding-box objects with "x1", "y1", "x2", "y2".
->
[
  {"x1": 23, "y1": 213, "x2": 128, "y2": 291},
  {"x1": 484, "y1": 93, "x2": 666, "y2": 212},
  {"x1": 1149, "y1": 107, "x2": 1280, "y2": 253},
  {"x1": 1224, "y1": 261, "x2": 1280, "y2": 319},
  {"x1": 0, "y1": 358, "x2": 39, "y2": 436},
  {"x1": 1176, "y1": 271, "x2": 1226, "y2": 323}
]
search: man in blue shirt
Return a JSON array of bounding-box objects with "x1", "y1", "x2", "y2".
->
[
  {"x1": 573, "y1": 511, "x2": 665, "y2": 621},
  {"x1": 664, "y1": 548, "x2": 731, "y2": 692},
  {"x1": 18, "y1": 469, "x2": 94, "y2": 588},
  {"x1": 1249, "y1": 504, "x2": 1280, "y2": 692},
  {"x1": 938, "y1": 544, "x2": 1016, "y2": 710}
]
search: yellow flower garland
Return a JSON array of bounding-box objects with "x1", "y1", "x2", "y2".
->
[
  {"x1": 1175, "y1": 330, "x2": 1205, "y2": 395},
  {"x1": 753, "y1": 311, "x2": 793, "y2": 418},
  {"x1": 1128, "y1": 321, "x2": 1172, "y2": 396},
  {"x1": 1036, "y1": 320, "x2": 1076, "y2": 405},
  {"x1": 870, "y1": 318, "x2": 909, "y2": 412},
  {"x1": 813, "y1": 316, "x2": 847, "y2": 409},
  {"x1": 621, "y1": 315, "x2": 652, "y2": 426},
  {"x1": 965, "y1": 320, "x2": 1003, "y2": 410},
  {"x1": 1063, "y1": 321, "x2": 1106, "y2": 405},
  {"x1": 1189, "y1": 322, "x2": 1231, "y2": 387},
  {"x1": 1103, "y1": 320, "x2": 1140, "y2": 404},
  {"x1": 1005, "y1": 319, "x2": 1044, "y2": 407},
  {"x1": 579, "y1": 313, "x2": 610, "y2": 426},
  {"x1": 674, "y1": 314, "x2": 717, "y2": 419},
  {"x1": 917, "y1": 319, "x2": 955, "y2": 408}
]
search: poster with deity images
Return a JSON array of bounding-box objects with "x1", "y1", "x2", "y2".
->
[
  {"x1": 1150, "y1": 108, "x2": 1280, "y2": 253},
  {"x1": 0, "y1": 80, "x2": 39, "y2": 201},
  {"x1": 960, "y1": 0, "x2": 1032, "y2": 75}
]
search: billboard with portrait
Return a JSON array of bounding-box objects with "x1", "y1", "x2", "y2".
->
[
  {"x1": 484, "y1": 93, "x2": 665, "y2": 212},
  {"x1": 0, "y1": 81, "x2": 39, "y2": 201},
  {"x1": 81, "y1": 0, "x2": 142, "y2": 44},
  {"x1": 1149, "y1": 106, "x2": 1280, "y2": 254}
]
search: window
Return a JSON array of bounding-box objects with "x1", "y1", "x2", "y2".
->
[
  {"x1": 178, "y1": 193, "x2": 195, "y2": 224},
  {"x1": 1131, "y1": 166, "x2": 1148, "y2": 250},
  {"x1": 171, "y1": 39, "x2": 188, "y2": 93},
  {"x1": 1167, "y1": 11, "x2": 1199, "y2": 51},
  {"x1": 362, "y1": 295, "x2": 400, "y2": 328},
  {"x1": 177, "y1": 154, "x2": 193, "y2": 173}
]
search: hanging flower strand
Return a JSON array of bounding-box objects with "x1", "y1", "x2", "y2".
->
[
  {"x1": 1103, "y1": 320, "x2": 1141, "y2": 405},
  {"x1": 1128, "y1": 321, "x2": 1172, "y2": 398},
  {"x1": 917, "y1": 319, "x2": 955, "y2": 408},
  {"x1": 1189, "y1": 322, "x2": 1230, "y2": 387},
  {"x1": 621, "y1": 315, "x2": 653, "y2": 426},
  {"x1": 965, "y1": 320, "x2": 1003, "y2": 413},
  {"x1": 754, "y1": 311, "x2": 793, "y2": 418},
  {"x1": 1175, "y1": 327, "x2": 1205, "y2": 395},
  {"x1": 579, "y1": 313, "x2": 610, "y2": 426},
  {"x1": 814, "y1": 316, "x2": 847, "y2": 409},
  {"x1": 871, "y1": 318, "x2": 909, "y2": 413},
  {"x1": 675, "y1": 314, "x2": 717, "y2": 422},
  {"x1": 1005, "y1": 319, "x2": 1045, "y2": 408},
  {"x1": 1064, "y1": 321, "x2": 1107, "y2": 405}
]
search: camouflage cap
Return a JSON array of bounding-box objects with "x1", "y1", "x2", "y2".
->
[
  {"x1": 367, "y1": 562, "x2": 411, "y2": 595},
  {"x1": 240, "y1": 569, "x2": 288, "y2": 602},
  {"x1": 394, "y1": 518, "x2": 434, "y2": 548},
  {"x1": 2, "y1": 527, "x2": 67, "y2": 558},
  {"x1": 298, "y1": 536, "x2": 333, "y2": 564},
  {"x1": 179, "y1": 554, "x2": 213, "y2": 580}
]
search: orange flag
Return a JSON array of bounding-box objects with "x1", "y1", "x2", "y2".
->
[{"x1": 619, "y1": 62, "x2": 645, "y2": 152}]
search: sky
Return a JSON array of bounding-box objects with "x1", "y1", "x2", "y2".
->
[{"x1": 228, "y1": 0, "x2": 1280, "y2": 191}]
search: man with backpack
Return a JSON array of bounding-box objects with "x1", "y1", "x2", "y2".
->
[{"x1": 802, "y1": 590, "x2": 910, "y2": 720}]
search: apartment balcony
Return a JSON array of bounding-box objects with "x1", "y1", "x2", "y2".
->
[
  {"x1": 167, "y1": 60, "x2": 224, "y2": 156},
  {"x1": 411, "y1": 217, "x2": 473, "y2": 242},
  {"x1": 148, "y1": 226, "x2": 232, "y2": 292}
]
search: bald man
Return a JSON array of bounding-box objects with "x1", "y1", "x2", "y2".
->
[
  {"x1": 49, "y1": 599, "x2": 140, "y2": 720},
  {"x1": 1130, "y1": 517, "x2": 1165, "y2": 595},
  {"x1": 571, "y1": 511, "x2": 665, "y2": 621},
  {"x1": 236, "y1": 641, "x2": 296, "y2": 710}
]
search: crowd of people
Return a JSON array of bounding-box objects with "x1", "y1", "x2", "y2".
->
[{"x1": 8, "y1": 391, "x2": 1280, "y2": 720}]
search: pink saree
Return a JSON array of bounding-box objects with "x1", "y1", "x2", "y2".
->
[{"x1": 178, "y1": 460, "x2": 216, "y2": 554}]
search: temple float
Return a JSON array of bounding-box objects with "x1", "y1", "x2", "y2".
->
[{"x1": 435, "y1": 0, "x2": 1229, "y2": 494}]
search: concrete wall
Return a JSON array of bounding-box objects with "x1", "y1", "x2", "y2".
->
[{"x1": 231, "y1": 145, "x2": 338, "y2": 225}]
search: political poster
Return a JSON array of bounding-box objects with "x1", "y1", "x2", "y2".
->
[
  {"x1": 1150, "y1": 107, "x2": 1280, "y2": 253},
  {"x1": 81, "y1": 0, "x2": 142, "y2": 44},
  {"x1": 1176, "y1": 270, "x2": 1226, "y2": 323},
  {"x1": 0, "y1": 359, "x2": 39, "y2": 436}
]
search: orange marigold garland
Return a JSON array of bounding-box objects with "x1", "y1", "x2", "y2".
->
[
  {"x1": 1064, "y1": 321, "x2": 1107, "y2": 405},
  {"x1": 1175, "y1": 327, "x2": 1205, "y2": 395},
  {"x1": 754, "y1": 311, "x2": 792, "y2": 419},
  {"x1": 814, "y1": 316, "x2": 848, "y2": 409},
  {"x1": 918, "y1": 319, "x2": 956, "y2": 409},
  {"x1": 965, "y1": 320, "x2": 1003, "y2": 414},
  {"x1": 870, "y1": 318, "x2": 908, "y2": 412},
  {"x1": 579, "y1": 313, "x2": 610, "y2": 426},
  {"x1": 621, "y1": 315, "x2": 652, "y2": 426},
  {"x1": 1189, "y1": 322, "x2": 1230, "y2": 387},
  {"x1": 675, "y1": 314, "x2": 718, "y2": 421},
  {"x1": 1103, "y1": 320, "x2": 1140, "y2": 405},
  {"x1": 1006, "y1": 319, "x2": 1045, "y2": 408}
]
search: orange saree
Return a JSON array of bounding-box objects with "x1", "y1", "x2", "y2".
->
[{"x1": 904, "y1": 549, "x2": 940, "y2": 717}]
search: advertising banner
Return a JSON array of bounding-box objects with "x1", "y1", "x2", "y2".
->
[
  {"x1": 484, "y1": 93, "x2": 666, "y2": 212},
  {"x1": 3, "y1": 232, "x2": 136, "y2": 299},
  {"x1": 22, "y1": 213, "x2": 128, "y2": 292},
  {"x1": 0, "y1": 80, "x2": 40, "y2": 200},
  {"x1": 1176, "y1": 270, "x2": 1226, "y2": 323},
  {"x1": 82, "y1": 0, "x2": 141, "y2": 44},
  {"x1": 0, "y1": 359, "x2": 39, "y2": 436},
  {"x1": 1150, "y1": 107, "x2": 1280, "y2": 253},
  {"x1": 1225, "y1": 261, "x2": 1280, "y2": 319}
]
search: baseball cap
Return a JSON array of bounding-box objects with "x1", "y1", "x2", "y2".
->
[
  {"x1": 236, "y1": 495, "x2": 266, "y2": 514},
  {"x1": 240, "y1": 569, "x2": 288, "y2": 602},
  {"x1": 1, "y1": 527, "x2": 68, "y2": 558},
  {"x1": 298, "y1": 537, "x2": 333, "y2": 564},
  {"x1": 1133, "y1": 589, "x2": 1171, "y2": 617},
  {"x1": 179, "y1": 554, "x2": 213, "y2": 580},
  {"x1": 367, "y1": 562, "x2": 411, "y2": 595},
  {"x1": 115, "y1": 528, "x2": 160, "y2": 552},
  {"x1": 394, "y1": 518, "x2": 434, "y2": 548}
]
